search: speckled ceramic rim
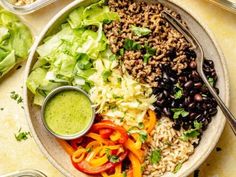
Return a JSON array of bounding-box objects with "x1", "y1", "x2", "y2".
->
[
  {"x1": 41, "y1": 86, "x2": 95, "y2": 140},
  {"x1": 23, "y1": 0, "x2": 230, "y2": 177}
]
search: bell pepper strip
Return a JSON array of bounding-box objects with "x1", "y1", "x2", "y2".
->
[
  {"x1": 91, "y1": 122, "x2": 128, "y2": 144},
  {"x1": 101, "y1": 163, "x2": 123, "y2": 177},
  {"x1": 86, "y1": 132, "x2": 115, "y2": 145},
  {"x1": 72, "y1": 151, "x2": 128, "y2": 175},
  {"x1": 85, "y1": 146, "x2": 103, "y2": 162},
  {"x1": 99, "y1": 128, "x2": 113, "y2": 139},
  {"x1": 128, "y1": 152, "x2": 142, "y2": 177},
  {"x1": 124, "y1": 138, "x2": 144, "y2": 162},
  {"x1": 89, "y1": 154, "x2": 109, "y2": 167},
  {"x1": 127, "y1": 168, "x2": 133, "y2": 177},
  {"x1": 86, "y1": 141, "x2": 101, "y2": 149},
  {"x1": 70, "y1": 138, "x2": 83, "y2": 150},
  {"x1": 130, "y1": 133, "x2": 142, "y2": 150},
  {"x1": 72, "y1": 147, "x2": 87, "y2": 163},
  {"x1": 110, "y1": 131, "x2": 121, "y2": 142},
  {"x1": 57, "y1": 139, "x2": 74, "y2": 156},
  {"x1": 145, "y1": 110, "x2": 157, "y2": 134}
]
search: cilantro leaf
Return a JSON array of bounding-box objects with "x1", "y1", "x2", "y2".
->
[
  {"x1": 143, "y1": 53, "x2": 152, "y2": 64},
  {"x1": 171, "y1": 108, "x2": 189, "y2": 119},
  {"x1": 173, "y1": 163, "x2": 182, "y2": 173},
  {"x1": 150, "y1": 149, "x2": 161, "y2": 164},
  {"x1": 174, "y1": 83, "x2": 183, "y2": 99},
  {"x1": 105, "y1": 148, "x2": 119, "y2": 163},
  {"x1": 180, "y1": 121, "x2": 202, "y2": 141},
  {"x1": 124, "y1": 39, "x2": 141, "y2": 51},
  {"x1": 208, "y1": 77, "x2": 214, "y2": 86},
  {"x1": 14, "y1": 128, "x2": 30, "y2": 142},
  {"x1": 131, "y1": 25, "x2": 151, "y2": 37}
]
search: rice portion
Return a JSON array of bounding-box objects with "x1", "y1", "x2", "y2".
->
[{"x1": 143, "y1": 117, "x2": 198, "y2": 177}]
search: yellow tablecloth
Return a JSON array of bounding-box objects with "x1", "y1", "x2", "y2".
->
[{"x1": 0, "y1": 0, "x2": 235, "y2": 176}]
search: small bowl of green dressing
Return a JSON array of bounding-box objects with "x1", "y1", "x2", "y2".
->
[{"x1": 41, "y1": 86, "x2": 95, "y2": 140}]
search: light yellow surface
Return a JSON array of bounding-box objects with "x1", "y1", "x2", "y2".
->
[{"x1": 0, "y1": 0, "x2": 235, "y2": 176}]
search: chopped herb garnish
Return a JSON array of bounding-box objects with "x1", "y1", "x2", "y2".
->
[
  {"x1": 105, "y1": 148, "x2": 119, "y2": 163},
  {"x1": 119, "y1": 48, "x2": 125, "y2": 56},
  {"x1": 122, "y1": 172, "x2": 127, "y2": 177},
  {"x1": 10, "y1": 91, "x2": 23, "y2": 104},
  {"x1": 173, "y1": 163, "x2": 182, "y2": 173},
  {"x1": 139, "y1": 130, "x2": 148, "y2": 143},
  {"x1": 102, "y1": 69, "x2": 112, "y2": 82},
  {"x1": 171, "y1": 108, "x2": 189, "y2": 119},
  {"x1": 174, "y1": 83, "x2": 183, "y2": 99},
  {"x1": 150, "y1": 149, "x2": 161, "y2": 164},
  {"x1": 144, "y1": 45, "x2": 156, "y2": 55},
  {"x1": 109, "y1": 155, "x2": 119, "y2": 163},
  {"x1": 124, "y1": 39, "x2": 141, "y2": 51},
  {"x1": 131, "y1": 25, "x2": 151, "y2": 37},
  {"x1": 0, "y1": 108, "x2": 4, "y2": 111},
  {"x1": 208, "y1": 77, "x2": 214, "y2": 86},
  {"x1": 14, "y1": 128, "x2": 30, "y2": 142},
  {"x1": 128, "y1": 128, "x2": 148, "y2": 143},
  {"x1": 180, "y1": 121, "x2": 202, "y2": 141},
  {"x1": 143, "y1": 45, "x2": 156, "y2": 64},
  {"x1": 143, "y1": 53, "x2": 152, "y2": 64},
  {"x1": 86, "y1": 147, "x2": 92, "y2": 153}
]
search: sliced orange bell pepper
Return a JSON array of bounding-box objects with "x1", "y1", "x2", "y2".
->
[
  {"x1": 89, "y1": 154, "x2": 109, "y2": 167},
  {"x1": 128, "y1": 152, "x2": 142, "y2": 177},
  {"x1": 145, "y1": 110, "x2": 157, "y2": 133},
  {"x1": 124, "y1": 138, "x2": 144, "y2": 162},
  {"x1": 72, "y1": 147, "x2": 87, "y2": 163},
  {"x1": 57, "y1": 139, "x2": 74, "y2": 156},
  {"x1": 86, "y1": 132, "x2": 114, "y2": 145}
]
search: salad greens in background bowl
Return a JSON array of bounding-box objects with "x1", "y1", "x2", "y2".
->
[
  {"x1": 23, "y1": 0, "x2": 229, "y2": 177},
  {"x1": 0, "y1": 7, "x2": 32, "y2": 79}
]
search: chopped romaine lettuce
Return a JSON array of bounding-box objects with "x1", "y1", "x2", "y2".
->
[
  {"x1": 0, "y1": 8, "x2": 32, "y2": 77},
  {"x1": 27, "y1": 0, "x2": 120, "y2": 105}
]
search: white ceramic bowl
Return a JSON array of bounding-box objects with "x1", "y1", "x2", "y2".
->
[{"x1": 24, "y1": 0, "x2": 229, "y2": 177}]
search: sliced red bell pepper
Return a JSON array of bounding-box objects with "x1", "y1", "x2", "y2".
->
[
  {"x1": 91, "y1": 122, "x2": 128, "y2": 144},
  {"x1": 99, "y1": 128, "x2": 113, "y2": 139},
  {"x1": 72, "y1": 151, "x2": 128, "y2": 175},
  {"x1": 70, "y1": 137, "x2": 83, "y2": 150}
]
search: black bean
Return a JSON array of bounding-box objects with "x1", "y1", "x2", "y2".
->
[
  {"x1": 194, "y1": 82, "x2": 202, "y2": 89},
  {"x1": 156, "y1": 100, "x2": 164, "y2": 106},
  {"x1": 209, "y1": 108, "x2": 218, "y2": 116},
  {"x1": 183, "y1": 122, "x2": 190, "y2": 130},
  {"x1": 172, "y1": 123, "x2": 181, "y2": 130},
  {"x1": 188, "y1": 102, "x2": 195, "y2": 110},
  {"x1": 184, "y1": 81, "x2": 193, "y2": 89},
  {"x1": 194, "y1": 94, "x2": 203, "y2": 102},
  {"x1": 163, "y1": 107, "x2": 171, "y2": 117},
  {"x1": 189, "y1": 60, "x2": 197, "y2": 69}
]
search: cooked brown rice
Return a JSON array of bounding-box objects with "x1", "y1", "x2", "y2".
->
[{"x1": 143, "y1": 117, "x2": 199, "y2": 177}]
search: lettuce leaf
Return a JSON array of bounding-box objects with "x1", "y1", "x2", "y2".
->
[
  {"x1": 0, "y1": 9, "x2": 32, "y2": 78},
  {"x1": 27, "y1": 0, "x2": 119, "y2": 103}
]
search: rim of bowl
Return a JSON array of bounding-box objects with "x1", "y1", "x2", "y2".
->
[
  {"x1": 41, "y1": 86, "x2": 95, "y2": 140},
  {"x1": 23, "y1": 0, "x2": 230, "y2": 177}
]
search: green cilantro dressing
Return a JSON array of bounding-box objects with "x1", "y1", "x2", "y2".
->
[{"x1": 44, "y1": 90, "x2": 92, "y2": 136}]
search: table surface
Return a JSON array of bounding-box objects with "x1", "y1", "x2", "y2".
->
[{"x1": 0, "y1": 0, "x2": 236, "y2": 177}]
